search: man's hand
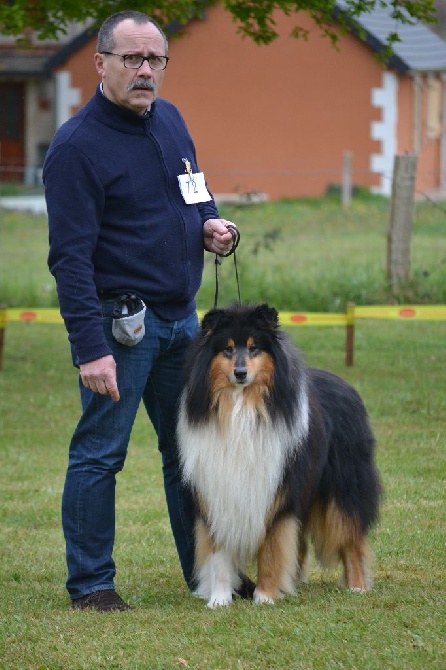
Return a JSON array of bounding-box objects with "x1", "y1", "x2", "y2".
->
[
  {"x1": 203, "y1": 219, "x2": 238, "y2": 255},
  {"x1": 79, "y1": 355, "x2": 120, "y2": 402}
]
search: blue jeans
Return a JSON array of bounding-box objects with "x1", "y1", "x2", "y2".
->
[{"x1": 62, "y1": 302, "x2": 198, "y2": 599}]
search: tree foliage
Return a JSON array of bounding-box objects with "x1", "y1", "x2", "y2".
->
[{"x1": 0, "y1": 0, "x2": 437, "y2": 47}]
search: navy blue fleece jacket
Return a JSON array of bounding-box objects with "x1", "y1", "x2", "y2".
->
[{"x1": 44, "y1": 86, "x2": 220, "y2": 364}]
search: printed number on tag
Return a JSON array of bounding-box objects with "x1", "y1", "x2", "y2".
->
[{"x1": 178, "y1": 172, "x2": 211, "y2": 204}]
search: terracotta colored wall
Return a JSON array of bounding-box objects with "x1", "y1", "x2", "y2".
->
[
  {"x1": 56, "y1": 38, "x2": 99, "y2": 113},
  {"x1": 161, "y1": 4, "x2": 383, "y2": 198},
  {"x1": 418, "y1": 75, "x2": 443, "y2": 194},
  {"x1": 396, "y1": 76, "x2": 413, "y2": 152}
]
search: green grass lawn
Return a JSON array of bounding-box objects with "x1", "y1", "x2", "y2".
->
[
  {"x1": 0, "y1": 318, "x2": 444, "y2": 669},
  {"x1": 0, "y1": 194, "x2": 445, "y2": 668},
  {"x1": 1, "y1": 193, "x2": 446, "y2": 310}
]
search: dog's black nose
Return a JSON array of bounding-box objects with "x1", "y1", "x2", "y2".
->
[{"x1": 234, "y1": 367, "x2": 247, "y2": 382}]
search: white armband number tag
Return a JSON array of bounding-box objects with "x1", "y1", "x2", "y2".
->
[{"x1": 177, "y1": 172, "x2": 211, "y2": 204}]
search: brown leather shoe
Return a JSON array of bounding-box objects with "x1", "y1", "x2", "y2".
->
[{"x1": 72, "y1": 589, "x2": 131, "y2": 612}]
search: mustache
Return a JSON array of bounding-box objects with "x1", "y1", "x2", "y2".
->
[{"x1": 128, "y1": 78, "x2": 156, "y2": 92}]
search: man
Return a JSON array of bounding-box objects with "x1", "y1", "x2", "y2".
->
[{"x1": 44, "y1": 10, "x2": 241, "y2": 611}]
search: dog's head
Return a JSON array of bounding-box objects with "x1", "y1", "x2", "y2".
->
[
  {"x1": 184, "y1": 303, "x2": 305, "y2": 425},
  {"x1": 201, "y1": 304, "x2": 279, "y2": 388}
]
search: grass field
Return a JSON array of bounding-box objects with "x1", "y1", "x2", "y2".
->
[
  {"x1": 1, "y1": 192, "x2": 446, "y2": 310},
  {"x1": 0, "y1": 194, "x2": 445, "y2": 669}
]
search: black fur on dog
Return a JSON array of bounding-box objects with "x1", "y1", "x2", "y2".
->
[{"x1": 178, "y1": 304, "x2": 381, "y2": 607}]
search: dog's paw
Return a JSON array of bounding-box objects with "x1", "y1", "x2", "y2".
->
[
  {"x1": 253, "y1": 589, "x2": 275, "y2": 605},
  {"x1": 206, "y1": 592, "x2": 233, "y2": 608}
]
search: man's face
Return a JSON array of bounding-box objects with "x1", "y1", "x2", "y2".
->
[{"x1": 94, "y1": 19, "x2": 167, "y2": 114}]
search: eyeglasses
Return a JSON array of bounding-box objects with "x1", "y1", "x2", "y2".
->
[{"x1": 101, "y1": 52, "x2": 169, "y2": 71}]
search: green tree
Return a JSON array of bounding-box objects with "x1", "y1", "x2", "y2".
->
[{"x1": 0, "y1": 0, "x2": 437, "y2": 46}]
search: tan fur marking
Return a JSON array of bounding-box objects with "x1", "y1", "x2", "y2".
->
[
  {"x1": 256, "y1": 516, "x2": 298, "y2": 600},
  {"x1": 194, "y1": 518, "x2": 214, "y2": 574},
  {"x1": 264, "y1": 490, "x2": 287, "y2": 529},
  {"x1": 215, "y1": 390, "x2": 238, "y2": 427},
  {"x1": 307, "y1": 500, "x2": 372, "y2": 590},
  {"x1": 340, "y1": 541, "x2": 371, "y2": 591},
  {"x1": 209, "y1": 351, "x2": 234, "y2": 397},
  {"x1": 297, "y1": 532, "x2": 310, "y2": 583},
  {"x1": 245, "y1": 351, "x2": 274, "y2": 391},
  {"x1": 209, "y1": 348, "x2": 275, "y2": 425}
]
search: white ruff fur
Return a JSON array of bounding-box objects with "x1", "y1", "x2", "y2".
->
[{"x1": 178, "y1": 385, "x2": 309, "y2": 567}]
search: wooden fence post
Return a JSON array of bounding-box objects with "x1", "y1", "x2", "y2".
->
[
  {"x1": 387, "y1": 154, "x2": 417, "y2": 293},
  {"x1": 345, "y1": 302, "x2": 355, "y2": 367},
  {"x1": 342, "y1": 151, "x2": 352, "y2": 209},
  {"x1": 0, "y1": 305, "x2": 6, "y2": 371}
]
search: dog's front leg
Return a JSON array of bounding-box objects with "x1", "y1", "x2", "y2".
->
[
  {"x1": 255, "y1": 516, "x2": 298, "y2": 604},
  {"x1": 206, "y1": 550, "x2": 237, "y2": 608},
  {"x1": 194, "y1": 519, "x2": 237, "y2": 607}
]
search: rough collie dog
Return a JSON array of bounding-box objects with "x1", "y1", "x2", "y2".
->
[{"x1": 178, "y1": 304, "x2": 381, "y2": 608}]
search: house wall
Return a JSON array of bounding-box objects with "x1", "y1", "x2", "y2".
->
[
  {"x1": 58, "y1": 39, "x2": 98, "y2": 115},
  {"x1": 24, "y1": 78, "x2": 54, "y2": 183},
  {"x1": 51, "y1": 3, "x2": 445, "y2": 199},
  {"x1": 396, "y1": 73, "x2": 444, "y2": 194},
  {"x1": 160, "y1": 4, "x2": 383, "y2": 198}
]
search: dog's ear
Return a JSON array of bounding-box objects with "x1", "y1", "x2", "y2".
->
[
  {"x1": 253, "y1": 304, "x2": 279, "y2": 329},
  {"x1": 201, "y1": 308, "x2": 225, "y2": 334}
]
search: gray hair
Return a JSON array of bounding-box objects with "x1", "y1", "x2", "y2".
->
[{"x1": 97, "y1": 11, "x2": 168, "y2": 53}]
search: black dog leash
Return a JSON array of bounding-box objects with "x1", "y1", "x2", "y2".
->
[{"x1": 214, "y1": 223, "x2": 241, "y2": 308}]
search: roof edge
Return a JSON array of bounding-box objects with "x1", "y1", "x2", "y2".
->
[
  {"x1": 44, "y1": 26, "x2": 97, "y2": 73},
  {"x1": 333, "y1": 4, "x2": 411, "y2": 75}
]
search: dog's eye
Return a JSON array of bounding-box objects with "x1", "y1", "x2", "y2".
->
[
  {"x1": 248, "y1": 345, "x2": 259, "y2": 357},
  {"x1": 223, "y1": 346, "x2": 234, "y2": 358}
]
